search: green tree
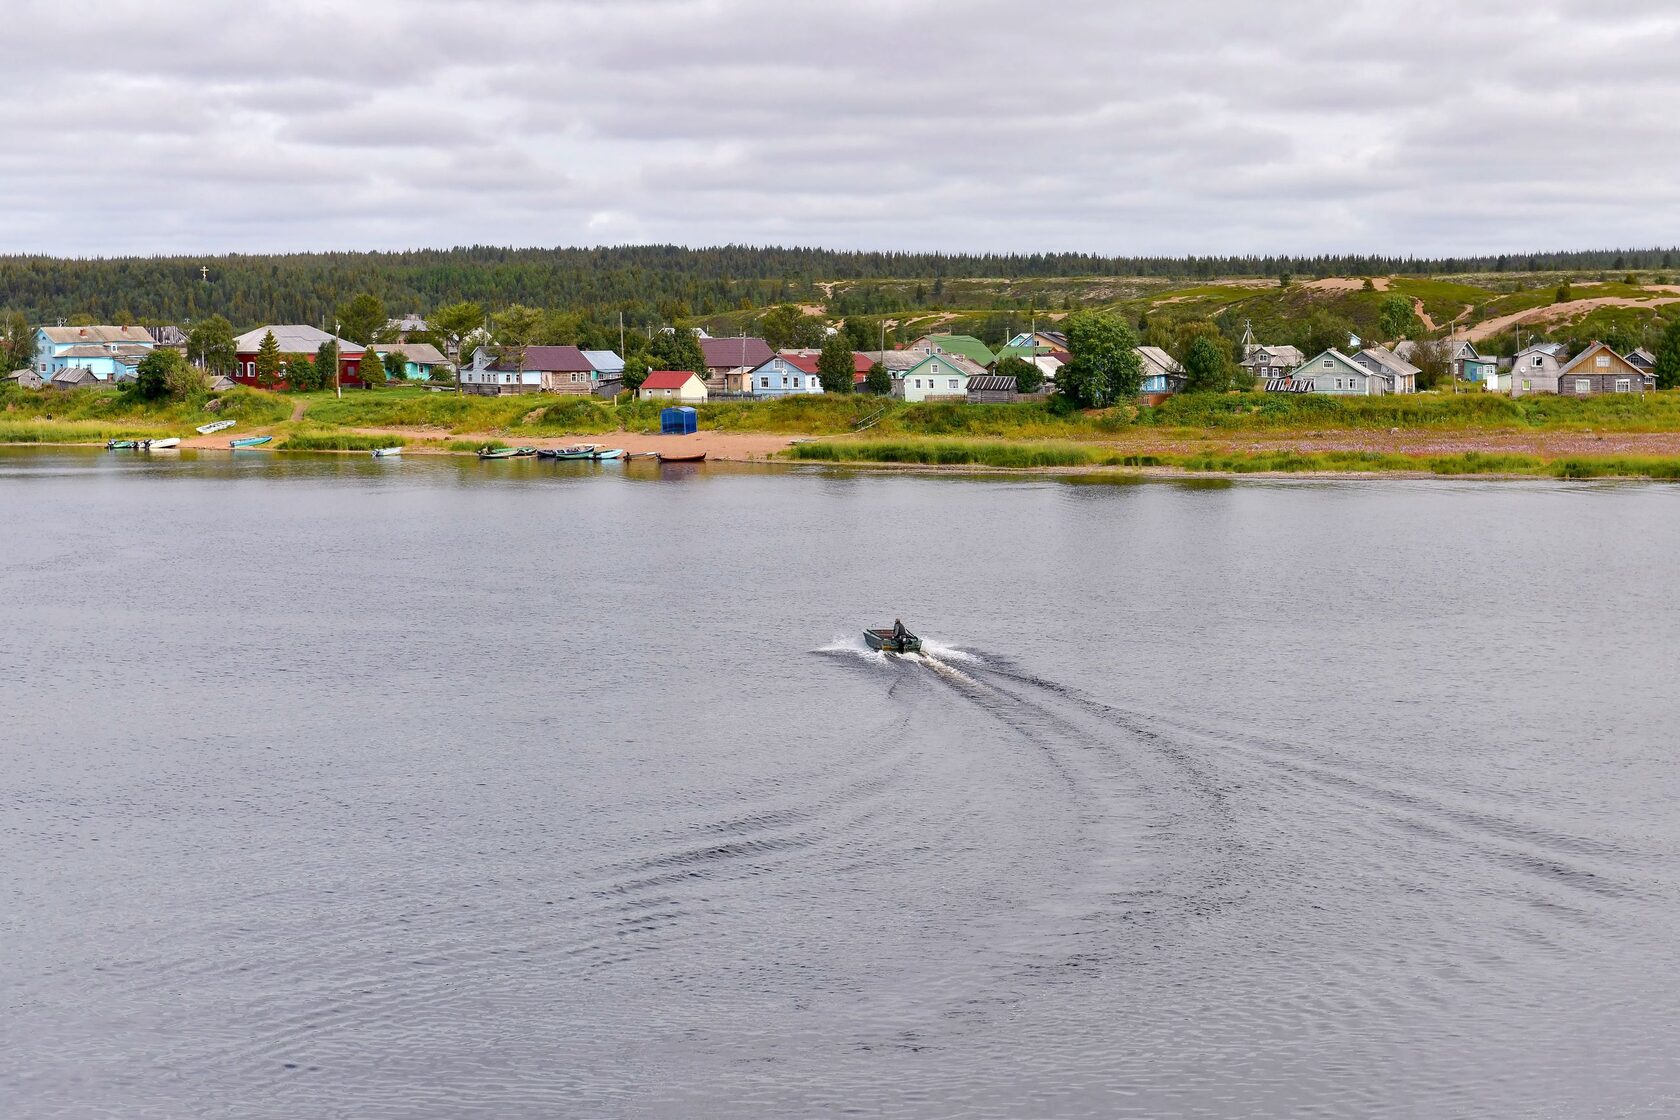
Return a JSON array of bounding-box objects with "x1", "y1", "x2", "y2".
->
[
  {"x1": 282, "y1": 356, "x2": 315, "y2": 390},
  {"x1": 816, "y1": 335, "x2": 855, "y2": 393},
  {"x1": 358, "y1": 349, "x2": 383, "y2": 388},
  {"x1": 335, "y1": 292, "x2": 386, "y2": 344},
  {"x1": 1297, "y1": 309, "x2": 1357, "y2": 359},
  {"x1": 841, "y1": 315, "x2": 881, "y2": 352},
  {"x1": 382, "y1": 348, "x2": 409, "y2": 381},
  {"x1": 310, "y1": 339, "x2": 338, "y2": 391},
  {"x1": 864, "y1": 361, "x2": 891, "y2": 395},
  {"x1": 132, "y1": 348, "x2": 180, "y2": 400},
  {"x1": 760, "y1": 304, "x2": 826, "y2": 349},
  {"x1": 996, "y1": 354, "x2": 1042, "y2": 394},
  {"x1": 491, "y1": 304, "x2": 541, "y2": 351},
  {"x1": 430, "y1": 301, "x2": 485, "y2": 361},
  {"x1": 1554, "y1": 281, "x2": 1573, "y2": 304},
  {"x1": 622, "y1": 355, "x2": 649, "y2": 392},
  {"x1": 0, "y1": 310, "x2": 35, "y2": 371},
  {"x1": 1182, "y1": 335, "x2": 1231, "y2": 393},
  {"x1": 1377, "y1": 294, "x2": 1419, "y2": 341},
  {"x1": 1410, "y1": 338, "x2": 1451, "y2": 390},
  {"x1": 254, "y1": 330, "x2": 281, "y2": 387},
  {"x1": 1058, "y1": 311, "x2": 1142, "y2": 408},
  {"x1": 1653, "y1": 319, "x2": 1680, "y2": 390},
  {"x1": 647, "y1": 326, "x2": 706, "y2": 374},
  {"x1": 187, "y1": 314, "x2": 237, "y2": 374}
]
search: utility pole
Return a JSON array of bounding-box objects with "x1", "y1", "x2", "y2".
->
[{"x1": 333, "y1": 320, "x2": 342, "y2": 399}]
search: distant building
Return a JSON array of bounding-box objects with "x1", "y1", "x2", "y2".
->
[
  {"x1": 1510, "y1": 342, "x2": 1568, "y2": 397},
  {"x1": 1351, "y1": 345, "x2": 1420, "y2": 394},
  {"x1": 462, "y1": 344, "x2": 595, "y2": 395},
  {"x1": 1556, "y1": 341, "x2": 1653, "y2": 396},
  {"x1": 1279, "y1": 349, "x2": 1393, "y2": 395},
  {"x1": 1625, "y1": 347, "x2": 1657, "y2": 375},
  {"x1": 232, "y1": 325, "x2": 368, "y2": 388},
  {"x1": 370, "y1": 342, "x2": 452, "y2": 381},
  {"x1": 894, "y1": 351, "x2": 983, "y2": 402},
  {"x1": 35, "y1": 325, "x2": 156, "y2": 382},
  {"x1": 966, "y1": 374, "x2": 1047, "y2": 404},
  {"x1": 638, "y1": 370, "x2": 708, "y2": 403},
  {"x1": 7, "y1": 368, "x2": 43, "y2": 390},
  {"x1": 904, "y1": 334, "x2": 996, "y2": 366},
  {"x1": 748, "y1": 353, "x2": 825, "y2": 397},
  {"x1": 48, "y1": 366, "x2": 103, "y2": 390},
  {"x1": 699, "y1": 337, "x2": 773, "y2": 393},
  {"x1": 383, "y1": 313, "x2": 429, "y2": 340},
  {"x1": 1135, "y1": 345, "x2": 1187, "y2": 399}
]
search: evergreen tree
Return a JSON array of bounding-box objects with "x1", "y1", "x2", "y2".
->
[
  {"x1": 1654, "y1": 319, "x2": 1680, "y2": 390},
  {"x1": 1, "y1": 310, "x2": 37, "y2": 371},
  {"x1": 335, "y1": 292, "x2": 386, "y2": 344},
  {"x1": 816, "y1": 335, "x2": 855, "y2": 393},
  {"x1": 1183, "y1": 335, "x2": 1230, "y2": 393},
  {"x1": 864, "y1": 361, "x2": 891, "y2": 395},
  {"x1": 254, "y1": 330, "x2": 281, "y2": 387},
  {"x1": 313, "y1": 339, "x2": 339, "y2": 391},
  {"x1": 648, "y1": 326, "x2": 705, "y2": 374},
  {"x1": 358, "y1": 349, "x2": 383, "y2": 388}
]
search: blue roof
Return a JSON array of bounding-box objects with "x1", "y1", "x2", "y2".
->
[{"x1": 582, "y1": 350, "x2": 625, "y2": 374}]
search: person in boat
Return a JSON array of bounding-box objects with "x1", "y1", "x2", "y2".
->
[{"x1": 892, "y1": 618, "x2": 908, "y2": 646}]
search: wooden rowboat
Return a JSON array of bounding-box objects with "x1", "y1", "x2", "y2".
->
[
  {"x1": 864, "y1": 624, "x2": 922, "y2": 654},
  {"x1": 657, "y1": 451, "x2": 707, "y2": 463},
  {"x1": 196, "y1": 420, "x2": 235, "y2": 435},
  {"x1": 478, "y1": 446, "x2": 518, "y2": 459},
  {"x1": 229, "y1": 436, "x2": 272, "y2": 448},
  {"x1": 371, "y1": 446, "x2": 403, "y2": 458}
]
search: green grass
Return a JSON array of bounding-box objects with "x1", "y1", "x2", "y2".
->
[
  {"x1": 1138, "y1": 390, "x2": 1680, "y2": 432},
  {"x1": 279, "y1": 432, "x2": 409, "y2": 451},
  {"x1": 786, "y1": 438, "x2": 1112, "y2": 468},
  {"x1": 0, "y1": 384, "x2": 293, "y2": 428},
  {"x1": 0, "y1": 419, "x2": 177, "y2": 443}
]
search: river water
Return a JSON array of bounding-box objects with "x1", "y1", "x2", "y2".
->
[{"x1": 3, "y1": 448, "x2": 1679, "y2": 1118}]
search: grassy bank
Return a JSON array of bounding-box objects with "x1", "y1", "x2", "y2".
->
[
  {"x1": 785, "y1": 438, "x2": 1680, "y2": 479},
  {"x1": 278, "y1": 431, "x2": 409, "y2": 451}
]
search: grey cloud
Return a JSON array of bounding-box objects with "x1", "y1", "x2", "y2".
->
[{"x1": 7, "y1": 0, "x2": 1680, "y2": 256}]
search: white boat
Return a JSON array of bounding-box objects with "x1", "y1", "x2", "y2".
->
[
  {"x1": 143, "y1": 438, "x2": 181, "y2": 450},
  {"x1": 371, "y1": 446, "x2": 403, "y2": 458},
  {"x1": 196, "y1": 420, "x2": 236, "y2": 435}
]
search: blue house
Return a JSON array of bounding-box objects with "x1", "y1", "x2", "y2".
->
[
  {"x1": 369, "y1": 342, "x2": 452, "y2": 381},
  {"x1": 748, "y1": 353, "x2": 825, "y2": 397},
  {"x1": 35, "y1": 325, "x2": 156, "y2": 382}
]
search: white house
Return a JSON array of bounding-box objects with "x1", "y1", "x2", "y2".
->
[
  {"x1": 1282, "y1": 349, "x2": 1386, "y2": 395},
  {"x1": 1510, "y1": 342, "x2": 1567, "y2": 397},
  {"x1": 894, "y1": 352, "x2": 983, "y2": 402}
]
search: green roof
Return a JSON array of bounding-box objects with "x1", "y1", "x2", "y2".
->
[{"x1": 926, "y1": 334, "x2": 996, "y2": 366}]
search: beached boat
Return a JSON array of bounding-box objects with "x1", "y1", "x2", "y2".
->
[
  {"x1": 478, "y1": 446, "x2": 519, "y2": 459},
  {"x1": 370, "y1": 446, "x2": 403, "y2": 458},
  {"x1": 657, "y1": 451, "x2": 707, "y2": 463},
  {"x1": 537, "y1": 445, "x2": 595, "y2": 460},
  {"x1": 196, "y1": 420, "x2": 236, "y2": 435},
  {"x1": 513, "y1": 447, "x2": 538, "y2": 457},
  {"x1": 142, "y1": 438, "x2": 180, "y2": 450},
  {"x1": 592, "y1": 448, "x2": 626, "y2": 460},
  {"x1": 106, "y1": 439, "x2": 140, "y2": 450},
  {"x1": 229, "y1": 435, "x2": 272, "y2": 448},
  {"x1": 864, "y1": 623, "x2": 922, "y2": 654}
]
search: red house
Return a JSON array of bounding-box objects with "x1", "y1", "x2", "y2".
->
[{"x1": 231, "y1": 325, "x2": 369, "y2": 389}]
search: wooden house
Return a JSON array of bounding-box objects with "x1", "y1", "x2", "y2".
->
[
  {"x1": 1557, "y1": 341, "x2": 1653, "y2": 396},
  {"x1": 893, "y1": 352, "x2": 983, "y2": 402},
  {"x1": 1510, "y1": 343, "x2": 1568, "y2": 396},
  {"x1": 1352, "y1": 345, "x2": 1420, "y2": 394},
  {"x1": 748, "y1": 353, "x2": 825, "y2": 397},
  {"x1": 1135, "y1": 345, "x2": 1187, "y2": 400},
  {"x1": 699, "y1": 337, "x2": 773, "y2": 393},
  {"x1": 638, "y1": 370, "x2": 708, "y2": 403}
]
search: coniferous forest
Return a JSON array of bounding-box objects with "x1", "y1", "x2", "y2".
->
[{"x1": 5, "y1": 244, "x2": 1680, "y2": 325}]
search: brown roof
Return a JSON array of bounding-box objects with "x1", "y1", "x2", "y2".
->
[
  {"x1": 372, "y1": 342, "x2": 449, "y2": 366},
  {"x1": 489, "y1": 345, "x2": 592, "y2": 373},
  {"x1": 40, "y1": 325, "x2": 154, "y2": 345},
  {"x1": 700, "y1": 336, "x2": 773, "y2": 369}
]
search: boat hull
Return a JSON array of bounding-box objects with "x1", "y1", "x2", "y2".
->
[
  {"x1": 371, "y1": 447, "x2": 402, "y2": 458},
  {"x1": 657, "y1": 452, "x2": 707, "y2": 463},
  {"x1": 196, "y1": 420, "x2": 235, "y2": 435},
  {"x1": 864, "y1": 628, "x2": 922, "y2": 654},
  {"x1": 229, "y1": 436, "x2": 272, "y2": 448},
  {"x1": 143, "y1": 438, "x2": 181, "y2": 450}
]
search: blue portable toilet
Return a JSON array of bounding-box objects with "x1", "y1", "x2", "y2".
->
[{"x1": 661, "y1": 406, "x2": 698, "y2": 435}]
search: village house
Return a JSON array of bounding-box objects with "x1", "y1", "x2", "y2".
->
[
  {"x1": 748, "y1": 352, "x2": 824, "y2": 397},
  {"x1": 1240, "y1": 342, "x2": 1304, "y2": 384},
  {"x1": 49, "y1": 367, "x2": 103, "y2": 390},
  {"x1": 638, "y1": 369, "x2": 708, "y2": 403},
  {"x1": 995, "y1": 342, "x2": 1069, "y2": 382},
  {"x1": 1624, "y1": 347, "x2": 1656, "y2": 376},
  {"x1": 8, "y1": 368, "x2": 44, "y2": 389},
  {"x1": 894, "y1": 351, "x2": 984, "y2": 402},
  {"x1": 1135, "y1": 345, "x2": 1188, "y2": 400},
  {"x1": 1509, "y1": 342, "x2": 1568, "y2": 397},
  {"x1": 1003, "y1": 330, "x2": 1068, "y2": 353},
  {"x1": 34, "y1": 325, "x2": 156, "y2": 382},
  {"x1": 1281, "y1": 349, "x2": 1392, "y2": 395},
  {"x1": 966, "y1": 374, "x2": 1048, "y2": 404},
  {"x1": 699, "y1": 336, "x2": 774, "y2": 393},
  {"x1": 369, "y1": 342, "x2": 452, "y2": 381},
  {"x1": 1452, "y1": 339, "x2": 1497, "y2": 383},
  {"x1": 1352, "y1": 345, "x2": 1420, "y2": 394},
  {"x1": 232, "y1": 325, "x2": 368, "y2": 388},
  {"x1": 1556, "y1": 341, "x2": 1654, "y2": 396},
  {"x1": 905, "y1": 333, "x2": 996, "y2": 366},
  {"x1": 462, "y1": 344, "x2": 597, "y2": 395},
  {"x1": 382, "y1": 313, "x2": 429, "y2": 340}
]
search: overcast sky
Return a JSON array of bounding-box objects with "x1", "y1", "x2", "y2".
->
[{"x1": 9, "y1": 0, "x2": 1678, "y2": 258}]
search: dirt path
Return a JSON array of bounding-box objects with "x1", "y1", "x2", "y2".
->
[
  {"x1": 289, "y1": 400, "x2": 308, "y2": 421},
  {"x1": 1466, "y1": 295, "x2": 1680, "y2": 342}
]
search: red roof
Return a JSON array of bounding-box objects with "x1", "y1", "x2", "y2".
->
[
  {"x1": 776, "y1": 352, "x2": 821, "y2": 374},
  {"x1": 700, "y1": 336, "x2": 773, "y2": 369},
  {"x1": 641, "y1": 369, "x2": 699, "y2": 390}
]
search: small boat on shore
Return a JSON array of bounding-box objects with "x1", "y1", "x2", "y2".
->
[
  {"x1": 230, "y1": 435, "x2": 272, "y2": 448},
  {"x1": 537, "y1": 445, "x2": 595, "y2": 460},
  {"x1": 513, "y1": 446, "x2": 537, "y2": 457},
  {"x1": 106, "y1": 439, "x2": 140, "y2": 450},
  {"x1": 142, "y1": 438, "x2": 180, "y2": 450},
  {"x1": 478, "y1": 446, "x2": 518, "y2": 459},
  {"x1": 657, "y1": 451, "x2": 707, "y2": 463},
  {"x1": 196, "y1": 420, "x2": 236, "y2": 435},
  {"x1": 371, "y1": 446, "x2": 403, "y2": 458},
  {"x1": 864, "y1": 621, "x2": 922, "y2": 654},
  {"x1": 592, "y1": 448, "x2": 625, "y2": 460}
]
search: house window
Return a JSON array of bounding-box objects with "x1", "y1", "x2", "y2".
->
[
  {"x1": 914, "y1": 379, "x2": 922, "y2": 388},
  {"x1": 1523, "y1": 379, "x2": 1532, "y2": 390},
  {"x1": 760, "y1": 377, "x2": 769, "y2": 388},
  {"x1": 948, "y1": 379, "x2": 958, "y2": 389},
  {"x1": 1596, "y1": 356, "x2": 1610, "y2": 368},
  {"x1": 1323, "y1": 359, "x2": 1333, "y2": 368},
  {"x1": 1616, "y1": 379, "x2": 1631, "y2": 393},
  {"x1": 1533, "y1": 356, "x2": 1543, "y2": 367},
  {"x1": 1574, "y1": 379, "x2": 1591, "y2": 393},
  {"x1": 573, "y1": 372, "x2": 586, "y2": 383}
]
